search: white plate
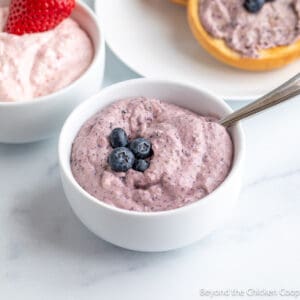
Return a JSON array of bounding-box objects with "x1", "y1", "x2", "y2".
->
[{"x1": 95, "y1": 0, "x2": 300, "y2": 100}]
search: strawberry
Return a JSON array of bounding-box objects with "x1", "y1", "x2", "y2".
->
[{"x1": 5, "y1": 0, "x2": 75, "y2": 35}]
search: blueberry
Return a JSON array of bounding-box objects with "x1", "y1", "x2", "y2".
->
[
  {"x1": 244, "y1": 0, "x2": 265, "y2": 13},
  {"x1": 108, "y1": 147, "x2": 135, "y2": 172},
  {"x1": 129, "y1": 138, "x2": 152, "y2": 159},
  {"x1": 109, "y1": 128, "x2": 128, "y2": 148},
  {"x1": 133, "y1": 159, "x2": 150, "y2": 172}
]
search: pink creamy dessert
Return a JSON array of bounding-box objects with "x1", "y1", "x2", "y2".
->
[
  {"x1": 199, "y1": 0, "x2": 300, "y2": 57},
  {"x1": 0, "y1": 6, "x2": 93, "y2": 102},
  {"x1": 71, "y1": 98, "x2": 233, "y2": 212}
]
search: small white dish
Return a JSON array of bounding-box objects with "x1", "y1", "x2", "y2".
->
[
  {"x1": 59, "y1": 78, "x2": 245, "y2": 252},
  {"x1": 95, "y1": 0, "x2": 300, "y2": 100},
  {"x1": 0, "y1": 0, "x2": 105, "y2": 143}
]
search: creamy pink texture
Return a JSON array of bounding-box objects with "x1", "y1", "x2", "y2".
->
[
  {"x1": 71, "y1": 98, "x2": 233, "y2": 212},
  {"x1": 0, "y1": 6, "x2": 93, "y2": 102},
  {"x1": 199, "y1": 0, "x2": 300, "y2": 57}
]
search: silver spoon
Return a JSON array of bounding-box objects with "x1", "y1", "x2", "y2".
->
[{"x1": 220, "y1": 73, "x2": 300, "y2": 127}]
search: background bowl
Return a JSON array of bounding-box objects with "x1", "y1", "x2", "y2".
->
[
  {"x1": 59, "y1": 79, "x2": 245, "y2": 252},
  {"x1": 0, "y1": 0, "x2": 105, "y2": 143}
]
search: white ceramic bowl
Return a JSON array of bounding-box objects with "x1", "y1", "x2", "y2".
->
[
  {"x1": 0, "y1": 0, "x2": 105, "y2": 143},
  {"x1": 59, "y1": 79, "x2": 245, "y2": 252}
]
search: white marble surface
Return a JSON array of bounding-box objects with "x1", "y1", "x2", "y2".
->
[{"x1": 1, "y1": 1, "x2": 300, "y2": 299}]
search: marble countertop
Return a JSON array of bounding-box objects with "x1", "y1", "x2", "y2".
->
[{"x1": 1, "y1": 1, "x2": 300, "y2": 299}]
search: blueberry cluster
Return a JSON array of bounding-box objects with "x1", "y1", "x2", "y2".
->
[
  {"x1": 108, "y1": 128, "x2": 152, "y2": 173},
  {"x1": 244, "y1": 0, "x2": 274, "y2": 13}
]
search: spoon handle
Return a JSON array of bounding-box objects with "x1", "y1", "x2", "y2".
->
[{"x1": 220, "y1": 73, "x2": 300, "y2": 127}]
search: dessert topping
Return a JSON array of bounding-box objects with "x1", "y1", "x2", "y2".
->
[
  {"x1": 109, "y1": 128, "x2": 129, "y2": 148},
  {"x1": 5, "y1": 0, "x2": 75, "y2": 35},
  {"x1": 108, "y1": 147, "x2": 135, "y2": 172},
  {"x1": 133, "y1": 159, "x2": 150, "y2": 172},
  {"x1": 129, "y1": 138, "x2": 152, "y2": 159},
  {"x1": 244, "y1": 0, "x2": 265, "y2": 13},
  {"x1": 108, "y1": 129, "x2": 152, "y2": 173}
]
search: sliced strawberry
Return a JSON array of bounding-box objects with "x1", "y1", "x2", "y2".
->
[{"x1": 5, "y1": 0, "x2": 75, "y2": 35}]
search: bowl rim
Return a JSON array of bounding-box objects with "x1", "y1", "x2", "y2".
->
[
  {"x1": 0, "y1": 0, "x2": 103, "y2": 106},
  {"x1": 59, "y1": 78, "x2": 246, "y2": 218}
]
